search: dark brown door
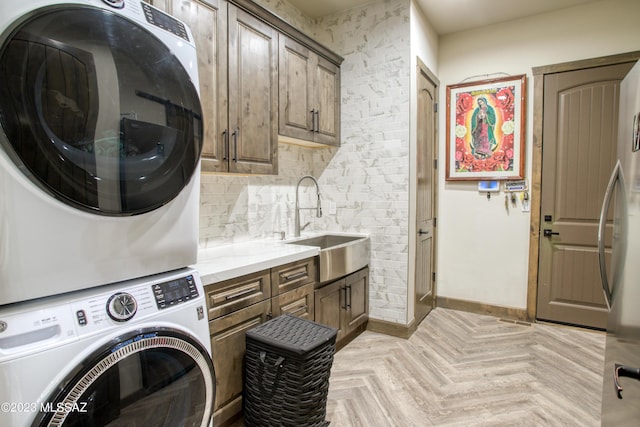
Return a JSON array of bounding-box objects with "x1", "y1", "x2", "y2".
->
[
  {"x1": 537, "y1": 62, "x2": 634, "y2": 328},
  {"x1": 415, "y1": 60, "x2": 438, "y2": 324}
]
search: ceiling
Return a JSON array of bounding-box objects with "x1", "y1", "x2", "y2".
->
[{"x1": 285, "y1": 0, "x2": 601, "y2": 35}]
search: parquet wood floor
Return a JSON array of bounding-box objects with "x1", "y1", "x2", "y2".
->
[{"x1": 325, "y1": 308, "x2": 605, "y2": 426}]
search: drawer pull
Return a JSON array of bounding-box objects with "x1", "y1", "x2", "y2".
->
[
  {"x1": 224, "y1": 288, "x2": 255, "y2": 300},
  {"x1": 287, "y1": 305, "x2": 308, "y2": 317},
  {"x1": 283, "y1": 271, "x2": 307, "y2": 281}
]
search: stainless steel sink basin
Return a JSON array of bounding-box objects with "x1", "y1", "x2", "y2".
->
[{"x1": 286, "y1": 234, "x2": 370, "y2": 283}]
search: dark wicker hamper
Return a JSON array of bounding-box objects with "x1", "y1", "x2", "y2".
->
[{"x1": 243, "y1": 314, "x2": 338, "y2": 427}]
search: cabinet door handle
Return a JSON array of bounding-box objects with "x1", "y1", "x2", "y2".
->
[
  {"x1": 341, "y1": 286, "x2": 347, "y2": 310},
  {"x1": 310, "y1": 109, "x2": 316, "y2": 131},
  {"x1": 314, "y1": 110, "x2": 320, "y2": 132},
  {"x1": 222, "y1": 129, "x2": 229, "y2": 160},
  {"x1": 283, "y1": 271, "x2": 307, "y2": 281},
  {"x1": 231, "y1": 127, "x2": 239, "y2": 161},
  {"x1": 346, "y1": 284, "x2": 352, "y2": 308}
]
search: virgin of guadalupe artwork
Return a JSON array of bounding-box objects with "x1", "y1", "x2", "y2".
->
[
  {"x1": 470, "y1": 96, "x2": 496, "y2": 158},
  {"x1": 446, "y1": 75, "x2": 526, "y2": 181}
]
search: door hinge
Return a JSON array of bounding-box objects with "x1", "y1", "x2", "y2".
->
[
  {"x1": 433, "y1": 217, "x2": 437, "y2": 227},
  {"x1": 432, "y1": 272, "x2": 436, "y2": 282},
  {"x1": 434, "y1": 159, "x2": 438, "y2": 169},
  {"x1": 434, "y1": 102, "x2": 438, "y2": 113}
]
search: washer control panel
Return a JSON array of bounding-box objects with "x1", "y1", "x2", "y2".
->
[
  {"x1": 152, "y1": 274, "x2": 199, "y2": 309},
  {"x1": 0, "y1": 270, "x2": 204, "y2": 358}
]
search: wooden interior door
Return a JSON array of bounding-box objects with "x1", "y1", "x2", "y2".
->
[
  {"x1": 415, "y1": 60, "x2": 438, "y2": 325},
  {"x1": 537, "y1": 62, "x2": 634, "y2": 328}
]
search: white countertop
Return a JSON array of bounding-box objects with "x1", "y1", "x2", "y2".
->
[{"x1": 193, "y1": 240, "x2": 319, "y2": 285}]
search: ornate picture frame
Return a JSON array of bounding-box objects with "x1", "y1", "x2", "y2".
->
[{"x1": 445, "y1": 74, "x2": 526, "y2": 181}]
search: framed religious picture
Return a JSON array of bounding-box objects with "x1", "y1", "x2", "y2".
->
[{"x1": 445, "y1": 74, "x2": 526, "y2": 181}]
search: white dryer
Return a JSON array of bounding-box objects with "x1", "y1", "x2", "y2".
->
[
  {"x1": 0, "y1": 268, "x2": 214, "y2": 427},
  {"x1": 0, "y1": 0, "x2": 203, "y2": 305}
]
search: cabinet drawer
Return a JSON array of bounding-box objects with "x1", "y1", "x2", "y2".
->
[
  {"x1": 204, "y1": 270, "x2": 271, "y2": 320},
  {"x1": 271, "y1": 257, "x2": 317, "y2": 296},
  {"x1": 272, "y1": 282, "x2": 315, "y2": 320}
]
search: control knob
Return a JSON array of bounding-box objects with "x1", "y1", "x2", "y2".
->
[
  {"x1": 106, "y1": 292, "x2": 137, "y2": 322},
  {"x1": 101, "y1": 0, "x2": 125, "y2": 9}
]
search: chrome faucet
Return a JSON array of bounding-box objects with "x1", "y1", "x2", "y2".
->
[{"x1": 294, "y1": 175, "x2": 322, "y2": 237}]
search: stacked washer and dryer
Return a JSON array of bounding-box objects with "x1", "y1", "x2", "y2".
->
[{"x1": 0, "y1": 1, "x2": 214, "y2": 426}]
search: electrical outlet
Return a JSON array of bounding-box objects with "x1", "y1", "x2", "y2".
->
[{"x1": 327, "y1": 200, "x2": 337, "y2": 215}]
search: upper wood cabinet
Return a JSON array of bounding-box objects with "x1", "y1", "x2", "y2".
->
[
  {"x1": 227, "y1": 5, "x2": 278, "y2": 174},
  {"x1": 150, "y1": 0, "x2": 342, "y2": 173},
  {"x1": 150, "y1": 0, "x2": 278, "y2": 175},
  {"x1": 278, "y1": 35, "x2": 340, "y2": 147}
]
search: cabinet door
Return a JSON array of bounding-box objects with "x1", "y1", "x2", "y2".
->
[
  {"x1": 228, "y1": 5, "x2": 278, "y2": 174},
  {"x1": 278, "y1": 35, "x2": 314, "y2": 141},
  {"x1": 314, "y1": 279, "x2": 346, "y2": 342},
  {"x1": 278, "y1": 35, "x2": 340, "y2": 147},
  {"x1": 313, "y1": 55, "x2": 340, "y2": 146},
  {"x1": 272, "y1": 282, "x2": 315, "y2": 320},
  {"x1": 345, "y1": 267, "x2": 369, "y2": 334},
  {"x1": 209, "y1": 300, "x2": 271, "y2": 426},
  {"x1": 151, "y1": 0, "x2": 229, "y2": 173}
]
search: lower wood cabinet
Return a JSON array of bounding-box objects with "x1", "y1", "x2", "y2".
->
[
  {"x1": 314, "y1": 267, "x2": 369, "y2": 347},
  {"x1": 205, "y1": 257, "x2": 316, "y2": 426},
  {"x1": 205, "y1": 259, "x2": 368, "y2": 426},
  {"x1": 209, "y1": 300, "x2": 270, "y2": 427}
]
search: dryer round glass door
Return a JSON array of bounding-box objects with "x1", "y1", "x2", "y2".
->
[
  {"x1": 0, "y1": 5, "x2": 203, "y2": 216},
  {"x1": 32, "y1": 328, "x2": 215, "y2": 427}
]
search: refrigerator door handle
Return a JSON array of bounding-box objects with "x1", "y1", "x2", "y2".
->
[
  {"x1": 598, "y1": 161, "x2": 622, "y2": 310},
  {"x1": 614, "y1": 363, "x2": 640, "y2": 399}
]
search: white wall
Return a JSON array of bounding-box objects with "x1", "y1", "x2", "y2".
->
[{"x1": 436, "y1": 0, "x2": 640, "y2": 309}]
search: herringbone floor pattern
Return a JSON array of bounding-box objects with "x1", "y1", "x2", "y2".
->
[{"x1": 326, "y1": 308, "x2": 605, "y2": 426}]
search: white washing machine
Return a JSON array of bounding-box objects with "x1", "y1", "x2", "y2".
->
[
  {"x1": 0, "y1": 0, "x2": 203, "y2": 305},
  {"x1": 0, "y1": 268, "x2": 214, "y2": 427}
]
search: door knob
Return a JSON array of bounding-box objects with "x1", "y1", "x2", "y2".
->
[
  {"x1": 543, "y1": 229, "x2": 560, "y2": 237},
  {"x1": 418, "y1": 229, "x2": 428, "y2": 235}
]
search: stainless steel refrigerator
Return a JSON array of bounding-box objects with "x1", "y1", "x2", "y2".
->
[{"x1": 599, "y1": 59, "x2": 640, "y2": 425}]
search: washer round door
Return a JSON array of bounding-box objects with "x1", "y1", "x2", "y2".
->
[
  {"x1": 0, "y1": 4, "x2": 202, "y2": 215},
  {"x1": 32, "y1": 328, "x2": 215, "y2": 427}
]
